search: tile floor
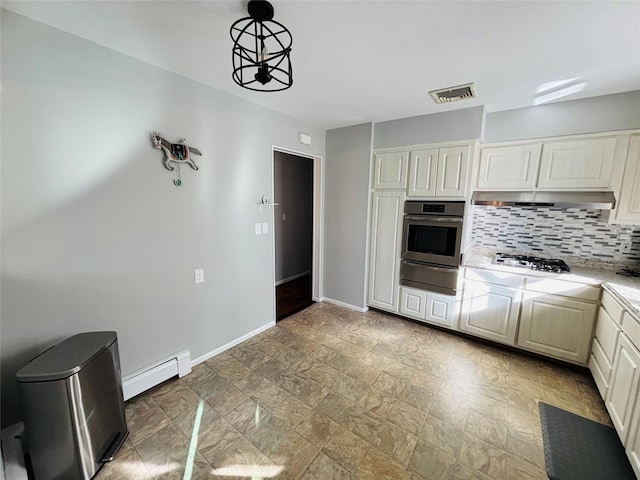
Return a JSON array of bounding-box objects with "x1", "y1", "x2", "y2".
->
[{"x1": 98, "y1": 302, "x2": 611, "y2": 480}]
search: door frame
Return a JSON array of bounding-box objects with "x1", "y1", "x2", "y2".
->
[{"x1": 271, "y1": 146, "x2": 324, "y2": 319}]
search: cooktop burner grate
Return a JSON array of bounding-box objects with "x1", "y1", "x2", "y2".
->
[{"x1": 493, "y1": 253, "x2": 571, "y2": 273}]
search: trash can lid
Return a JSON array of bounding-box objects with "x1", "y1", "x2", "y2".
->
[{"x1": 16, "y1": 331, "x2": 118, "y2": 382}]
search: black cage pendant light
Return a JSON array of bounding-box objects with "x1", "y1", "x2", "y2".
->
[{"x1": 230, "y1": 0, "x2": 293, "y2": 92}]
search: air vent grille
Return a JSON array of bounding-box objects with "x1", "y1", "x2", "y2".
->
[{"x1": 429, "y1": 83, "x2": 477, "y2": 104}]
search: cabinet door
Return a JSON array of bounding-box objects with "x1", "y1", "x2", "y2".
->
[
  {"x1": 607, "y1": 333, "x2": 640, "y2": 444},
  {"x1": 400, "y1": 287, "x2": 427, "y2": 319},
  {"x1": 373, "y1": 152, "x2": 409, "y2": 189},
  {"x1": 426, "y1": 292, "x2": 457, "y2": 328},
  {"x1": 477, "y1": 144, "x2": 541, "y2": 189},
  {"x1": 625, "y1": 390, "x2": 640, "y2": 477},
  {"x1": 436, "y1": 146, "x2": 469, "y2": 197},
  {"x1": 614, "y1": 135, "x2": 640, "y2": 223},
  {"x1": 538, "y1": 137, "x2": 616, "y2": 189},
  {"x1": 517, "y1": 293, "x2": 596, "y2": 364},
  {"x1": 407, "y1": 149, "x2": 437, "y2": 197},
  {"x1": 368, "y1": 191, "x2": 405, "y2": 311},
  {"x1": 460, "y1": 281, "x2": 521, "y2": 344}
]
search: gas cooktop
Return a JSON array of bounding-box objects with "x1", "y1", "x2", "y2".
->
[{"x1": 493, "y1": 253, "x2": 571, "y2": 273}]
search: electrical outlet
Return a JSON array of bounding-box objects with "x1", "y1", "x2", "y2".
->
[
  {"x1": 621, "y1": 241, "x2": 633, "y2": 254},
  {"x1": 194, "y1": 268, "x2": 204, "y2": 284}
]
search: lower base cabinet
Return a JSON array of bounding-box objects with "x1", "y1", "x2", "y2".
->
[
  {"x1": 460, "y1": 281, "x2": 521, "y2": 345},
  {"x1": 607, "y1": 332, "x2": 640, "y2": 444},
  {"x1": 517, "y1": 292, "x2": 597, "y2": 364},
  {"x1": 400, "y1": 286, "x2": 457, "y2": 329}
]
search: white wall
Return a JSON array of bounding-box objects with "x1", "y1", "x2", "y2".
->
[
  {"x1": 484, "y1": 91, "x2": 640, "y2": 142},
  {"x1": 324, "y1": 124, "x2": 373, "y2": 309},
  {"x1": 373, "y1": 106, "x2": 485, "y2": 149},
  {"x1": 0, "y1": 11, "x2": 325, "y2": 426}
]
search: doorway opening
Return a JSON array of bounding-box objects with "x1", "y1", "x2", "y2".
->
[{"x1": 273, "y1": 150, "x2": 315, "y2": 320}]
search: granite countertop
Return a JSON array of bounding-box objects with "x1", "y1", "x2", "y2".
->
[{"x1": 461, "y1": 247, "x2": 640, "y2": 320}]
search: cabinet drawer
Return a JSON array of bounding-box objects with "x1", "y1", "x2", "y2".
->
[
  {"x1": 595, "y1": 306, "x2": 621, "y2": 363},
  {"x1": 623, "y1": 312, "x2": 640, "y2": 352},
  {"x1": 525, "y1": 277, "x2": 600, "y2": 302},
  {"x1": 589, "y1": 353, "x2": 609, "y2": 399},
  {"x1": 592, "y1": 338, "x2": 614, "y2": 382},
  {"x1": 602, "y1": 289, "x2": 625, "y2": 325},
  {"x1": 464, "y1": 268, "x2": 524, "y2": 288}
]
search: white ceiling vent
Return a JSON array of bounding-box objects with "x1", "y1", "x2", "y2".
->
[{"x1": 429, "y1": 83, "x2": 477, "y2": 104}]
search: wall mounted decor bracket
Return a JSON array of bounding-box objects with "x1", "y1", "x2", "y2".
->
[{"x1": 151, "y1": 132, "x2": 202, "y2": 186}]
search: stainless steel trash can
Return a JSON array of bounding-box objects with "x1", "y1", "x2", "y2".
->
[{"x1": 16, "y1": 331, "x2": 128, "y2": 480}]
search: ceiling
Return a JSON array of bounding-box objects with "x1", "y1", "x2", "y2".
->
[{"x1": 3, "y1": 1, "x2": 640, "y2": 130}]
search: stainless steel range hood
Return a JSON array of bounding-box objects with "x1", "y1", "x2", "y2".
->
[{"x1": 471, "y1": 191, "x2": 616, "y2": 209}]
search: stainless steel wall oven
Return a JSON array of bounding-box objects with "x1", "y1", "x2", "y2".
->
[{"x1": 400, "y1": 201, "x2": 465, "y2": 295}]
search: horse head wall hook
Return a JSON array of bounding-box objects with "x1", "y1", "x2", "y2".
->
[{"x1": 151, "y1": 132, "x2": 203, "y2": 186}]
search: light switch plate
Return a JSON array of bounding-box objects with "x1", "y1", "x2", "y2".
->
[
  {"x1": 194, "y1": 268, "x2": 204, "y2": 284},
  {"x1": 262, "y1": 222, "x2": 269, "y2": 234},
  {"x1": 255, "y1": 223, "x2": 262, "y2": 235}
]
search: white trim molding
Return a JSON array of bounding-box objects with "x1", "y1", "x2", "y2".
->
[
  {"x1": 190, "y1": 321, "x2": 275, "y2": 367},
  {"x1": 320, "y1": 297, "x2": 369, "y2": 313},
  {"x1": 275, "y1": 271, "x2": 311, "y2": 287}
]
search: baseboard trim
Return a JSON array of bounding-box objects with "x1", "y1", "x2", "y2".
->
[
  {"x1": 274, "y1": 271, "x2": 311, "y2": 287},
  {"x1": 191, "y1": 321, "x2": 276, "y2": 367},
  {"x1": 320, "y1": 297, "x2": 369, "y2": 313},
  {"x1": 122, "y1": 349, "x2": 191, "y2": 401}
]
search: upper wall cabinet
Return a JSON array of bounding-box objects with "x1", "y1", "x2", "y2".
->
[
  {"x1": 477, "y1": 144, "x2": 541, "y2": 189},
  {"x1": 373, "y1": 151, "x2": 409, "y2": 189},
  {"x1": 612, "y1": 134, "x2": 640, "y2": 224},
  {"x1": 407, "y1": 144, "x2": 470, "y2": 198},
  {"x1": 537, "y1": 138, "x2": 616, "y2": 189},
  {"x1": 476, "y1": 134, "x2": 619, "y2": 191}
]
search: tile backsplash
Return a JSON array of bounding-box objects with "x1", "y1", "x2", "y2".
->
[{"x1": 470, "y1": 206, "x2": 640, "y2": 263}]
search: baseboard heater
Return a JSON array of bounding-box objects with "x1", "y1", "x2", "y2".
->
[{"x1": 122, "y1": 349, "x2": 191, "y2": 401}]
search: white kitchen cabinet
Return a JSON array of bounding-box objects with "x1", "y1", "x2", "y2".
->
[
  {"x1": 624, "y1": 388, "x2": 640, "y2": 476},
  {"x1": 407, "y1": 149, "x2": 437, "y2": 196},
  {"x1": 436, "y1": 146, "x2": 469, "y2": 197},
  {"x1": 460, "y1": 280, "x2": 521, "y2": 345},
  {"x1": 612, "y1": 134, "x2": 640, "y2": 224},
  {"x1": 537, "y1": 137, "x2": 616, "y2": 189},
  {"x1": 476, "y1": 134, "x2": 619, "y2": 191},
  {"x1": 589, "y1": 301, "x2": 622, "y2": 397},
  {"x1": 517, "y1": 292, "x2": 597, "y2": 364},
  {"x1": 400, "y1": 286, "x2": 427, "y2": 319},
  {"x1": 607, "y1": 332, "x2": 640, "y2": 444},
  {"x1": 373, "y1": 151, "x2": 409, "y2": 189},
  {"x1": 368, "y1": 191, "x2": 405, "y2": 311},
  {"x1": 407, "y1": 145, "x2": 469, "y2": 198},
  {"x1": 400, "y1": 286, "x2": 458, "y2": 329},
  {"x1": 477, "y1": 144, "x2": 541, "y2": 189}
]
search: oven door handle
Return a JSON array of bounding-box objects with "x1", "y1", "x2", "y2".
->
[
  {"x1": 402, "y1": 260, "x2": 458, "y2": 272},
  {"x1": 404, "y1": 215, "x2": 463, "y2": 223}
]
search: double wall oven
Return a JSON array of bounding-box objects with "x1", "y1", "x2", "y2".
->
[{"x1": 400, "y1": 201, "x2": 465, "y2": 295}]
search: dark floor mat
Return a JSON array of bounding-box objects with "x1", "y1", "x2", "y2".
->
[{"x1": 539, "y1": 402, "x2": 636, "y2": 480}]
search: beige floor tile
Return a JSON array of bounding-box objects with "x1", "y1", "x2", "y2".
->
[
  {"x1": 407, "y1": 440, "x2": 456, "y2": 480},
  {"x1": 315, "y1": 391, "x2": 354, "y2": 422},
  {"x1": 125, "y1": 396, "x2": 172, "y2": 446},
  {"x1": 458, "y1": 433, "x2": 509, "y2": 479},
  {"x1": 465, "y1": 410, "x2": 508, "y2": 450},
  {"x1": 321, "y1": 425, "x2": 370, "y2": 473},
  {"x1": 268, "y1": 430, "x2": 319, "y2": 480},
  {"x1": 299, "y1": 452, "x2": 356, "y2": 480},
  {"x1": 419, "y1": 414, "x2": 466, "y2": 458},
  {"x1": 294, "y1": 411, "x2": 340, "y2": 449},
  {"x1": 356, "y1": 447, "x2": 407, "y2": 480},
  {"x1": 150, "y1": 379, "x2": 202, "y2": 420},
  {"x1": 451, "y1": 462, "x2": 494, "y2": 480},
  {"x1": 117, "y1": 303, "x2": 611, "y2": 480}
]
